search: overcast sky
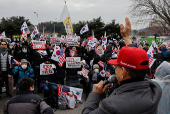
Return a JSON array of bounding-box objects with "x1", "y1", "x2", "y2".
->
[{"x1": 0, "y1": 0, "x2": 145, "y2": 30}]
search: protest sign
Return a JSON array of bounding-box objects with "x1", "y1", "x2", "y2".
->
[
  {"x1": 66, "y1": 57, "x2": 81, "y2": 68},
  {"x1": 12, "y1": 35, "x2": 21, "y2": 42},
  {"x1": 32, "y1": 40, "x2": 46, "y2": 49},
  {"x1": 50, "y1": 38, "x2": 60, "y2": 45},
  {"x1": 67, "y1": 38, "x2": 78, "y2": 47},
  {"x1": 40, "y1": 64, "x2": 54, "y2": 75}
]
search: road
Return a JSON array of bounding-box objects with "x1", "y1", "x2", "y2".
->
[{"x1": 0, "y1": 88, "x2": 86, "y2": 114}]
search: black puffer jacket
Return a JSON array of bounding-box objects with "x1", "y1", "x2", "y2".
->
[{"x1": 3, "y1": 90, "x2": 54, "y2": 114}]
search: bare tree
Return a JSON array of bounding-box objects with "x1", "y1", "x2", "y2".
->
[{"x1": 129, "y1": 0, "x2": 170, "y2": 32}]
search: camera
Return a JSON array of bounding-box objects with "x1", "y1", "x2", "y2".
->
[{"x1": 153, "y1": 54, "x2": 170, "y2": 61}]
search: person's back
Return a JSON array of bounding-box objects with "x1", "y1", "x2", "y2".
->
[
  {"x1": 96, "y1": 77, "x2": 161, "y2": 114},
  {"x1": 3, "y1": 78, "x2": 54, "y2": 114},
  {"x1": 152, "y1": 61, "x2": 170, "y2": 114}
]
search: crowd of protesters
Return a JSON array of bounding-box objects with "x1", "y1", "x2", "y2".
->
[{"x1": 0, "y1": 17, "x2": 170, "y2": 114}]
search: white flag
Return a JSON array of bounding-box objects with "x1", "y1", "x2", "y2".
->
[
  {"x1": 51, "y1": 45, "x2": 60, "y2": 62},
  {"x1": 60, "y1": 35, "x2": 65, "y2": 43},
  {"x1": 102, "y1": 31, "x2": 107, "y2": 45},
  {"x1": 58, "y1": 5, "x2": 73, "y2": 35},
  {"x1": 21, "y1": 22, "x2": 28, "y2": 31},
  {"x1": 1, "y1": 31, "x2": 5, "y2": 38},
  {"x1": 80, "y1": 24, "x2": 89, "y2": 34},
  {"x1": 69, "y1": 87, "x2": 83, "y2": 102}
]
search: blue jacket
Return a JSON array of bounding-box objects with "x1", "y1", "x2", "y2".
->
[
  {"x1": 159, "y1": 47, "x2": 170, "y2": 56},
  {"x1": 13, "y1": 66, "x2": 35, "y2": 83}
]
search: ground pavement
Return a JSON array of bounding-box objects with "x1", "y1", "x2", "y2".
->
[{"x1": 0, "y1": 88, "x2": 86, "y2": 114}]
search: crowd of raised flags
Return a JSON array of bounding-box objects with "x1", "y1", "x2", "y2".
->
[{"x1": 0, "y1": 31, "x2": 6, "y2": 39}]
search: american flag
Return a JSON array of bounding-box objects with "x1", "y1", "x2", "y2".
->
[
  {"x1": 78, "y1": 68, "x2": 89, "y2": 78},
  {"x1": 147, "y1": 46, "x2": 156, "y2": 68},
  {"x1": 98, "y1": 61, "x2": 105, "y2": 68},
  {"x1": 44, "y1": 35, "x2": 47, "y2": 40},
  {"x1": 105, "y1": 71, "x2": 111, "y2": 78},
  {"x1": 25, "y1": 28, "x2": 30, "y2": 35},
  {"x1": 12, "y1": 59, "x2": 21, "y2": 65},
  {"x1": 149, "y1": 57, "x2": 153, "y2": 66},
  {"x1": 59, "y1": 46, "x2": 65, "y2": 67},
  {"x1": 57, "y1": 84, "x2": 70, "y2": 95}
]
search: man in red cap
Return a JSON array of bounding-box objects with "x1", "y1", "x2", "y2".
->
[{"x1": 82, "y1": 17, "x2": 162, "y2": 114}]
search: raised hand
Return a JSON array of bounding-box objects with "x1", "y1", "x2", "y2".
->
[{"x1": 120, "y1": 17, "x2": 132, "y2": 46}]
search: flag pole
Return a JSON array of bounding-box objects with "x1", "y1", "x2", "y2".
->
[{"x1": 64, "y1": 0, "x2": 66, "y2": 4}]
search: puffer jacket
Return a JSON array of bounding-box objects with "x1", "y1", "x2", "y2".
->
[
  {"x1": 3, "y1": 90, "x2": 54, "y2": 114},
  {"x1": 13, "y1": 65, "x2": 35, "y2": 83}
]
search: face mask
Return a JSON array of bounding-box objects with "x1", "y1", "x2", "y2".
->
[
  {"x1": 22, "y1": 50, "x2": 27, "y2": 53},
  {"x1": 94, "y1": 69, "x2": 99, "y2": 73},
  {"x1": 50, "y1": 50, "x2": 53, "y2": 53},
  {"x1": 161, "y1": 46, "x2": 166, "y2": 51},
  {"x1": 21, "y1": 65, "x2": 27, "y2": 69}
]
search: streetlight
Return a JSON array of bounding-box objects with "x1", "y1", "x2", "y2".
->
[
  {"x1": 53, "y1": 18, "x2": 57, "y2": 37},
  {"x1": 34, "y1": 12, "x2": 39, "y2": 38}
]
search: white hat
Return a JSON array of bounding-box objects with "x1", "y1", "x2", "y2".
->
[{"x1": 81, "y1": 60, "x2": 86, "y2": 65}]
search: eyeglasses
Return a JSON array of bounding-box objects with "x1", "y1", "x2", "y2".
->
[{"x1": 1, "y1": 44, "x2": 7, "y2": 45}]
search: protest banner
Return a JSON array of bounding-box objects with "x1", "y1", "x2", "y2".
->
[
  {"x1": 50, "y1": 37, "x2": 60, "y2": 45},
  {"x1": 67, "y1": 38, "x2": 78, "y2": 47},
  {"x1": 40, "y1": 64, "x2": 54, "y2": 75},
  {"x1": 12, "y1": 35, "x2": 21, "y2": 42},
  {"x1": 32, "y1": 40, "x2": 46, "y2": 49},
  {"x1": 66, "y1": 57, "x2": 81, "y2": 68}
]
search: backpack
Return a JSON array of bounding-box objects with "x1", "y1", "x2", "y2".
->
[
  {"x1": 45, "y1": 89, "x2": 58, "y2": 109},
  {"x1": 58, "y1": 92, "x2": 68, "y2": 110}
]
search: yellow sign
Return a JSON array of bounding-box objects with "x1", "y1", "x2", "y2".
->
[{"x1": 63, "y1": 15, "x2": 73, "y2": 35}]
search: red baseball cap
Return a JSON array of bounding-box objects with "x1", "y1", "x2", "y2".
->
[{"x1": 108, "y1": 46, "x2": 149, "y2": 69}]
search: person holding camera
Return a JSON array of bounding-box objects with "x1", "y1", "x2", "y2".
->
[
  {"x1": 3, "y1": 78, "x2": 54, "y2": 114},
  {"x1": 82, "y1": 17, "x2": 162, "y2": 114}
]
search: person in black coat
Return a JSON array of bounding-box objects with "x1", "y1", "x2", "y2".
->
[
  {"x1": 65, "y1": 46, "x2": 81, "y2": 87},
  {"x1": 14, "y1": 45, "x2": 33, "y2": 65}
]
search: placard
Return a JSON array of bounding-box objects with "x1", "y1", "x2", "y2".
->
[
  {"x1": 32, "y1": 41, "x2": 46, "y2": 49},
  {"x1": 40, "y1": 64, "x2": 54, "y2": 75},
  {"x1": 50, "y1": 38, "x2": 60, "y2": 45},
  {"x1": 67, "y1": 38, "x2": 78, "y2": 47},
  {"x1": 12, "y1": 35, "x2": 21, "y2": 42},
  {"x1": 66, "y1": 57, "x2": 81, "y2": 68}
]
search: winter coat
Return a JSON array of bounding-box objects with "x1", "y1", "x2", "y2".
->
[
  {"x1": 88, "y1": 70, "x2": 105, "y2": 84},
  {"x1": 82, "y1": 77, "x2": 162, "y2": 114},
  {"x1": 3, "y1": 90, "x2": 54, "y2": 114},
  {"x1": 0, "y1": 47, "x2": 10, "y2": 72},
  {"x1": 66, "y1": 68, "x2": 81, "y2": 87},
  {"x1": 159, "y1": 47, "x2": 170, "y2": 56},
  {"x1": 13, "y1": 66, "x2": 35, "y2": 83}
]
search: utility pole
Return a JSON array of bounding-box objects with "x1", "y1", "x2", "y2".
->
[
  {"x1": 34, "y1": 12, "x2": 39, "y2": 38},
  {"x1": 43, "y1": 26, "x2": 46, "y2": 35}
]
